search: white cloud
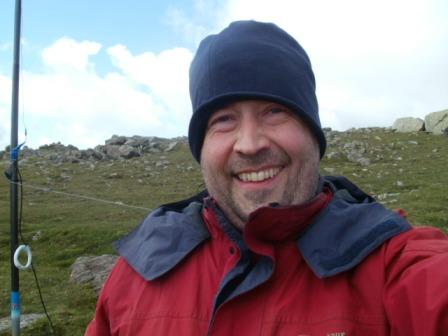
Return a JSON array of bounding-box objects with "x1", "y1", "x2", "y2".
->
[
  {"x1": 107, "y1": 44, "x2": 193, "y2": 125},
  {"x1": 167, "y1": 0, "x2": 448, "y2": 130},
  {"x1": 21, "y1": 68, "x2": 165, "y2": 147},
  {"x1": 42, "y1": 37, "x2": 102, "y2": 73},
  {"x1": 0, "y1": 37, "x2": 194, "y2": 150}
]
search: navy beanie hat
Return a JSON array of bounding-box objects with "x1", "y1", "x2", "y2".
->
[{"x1": 188, "y1": 20, "x2": 326, "y2": 162}]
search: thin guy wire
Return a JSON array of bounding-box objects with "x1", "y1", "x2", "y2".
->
[{"x1": 7, "y1": 180, "x2": 153, "y2": 212}]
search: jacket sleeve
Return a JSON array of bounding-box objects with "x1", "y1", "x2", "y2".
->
[
  {"x1": 84, "y1": 258, "x2": 126, "y2": 336},
  {"x1": 383, "y1": 227, "x2": 448, "y2": 335},
  {"x1": 84, "y1": 295, "x2": 111, "y2": 336}
]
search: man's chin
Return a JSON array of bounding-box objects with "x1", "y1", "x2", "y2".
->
[
  {"x1": 237, "y1": 200, "x2": 272, "y2": 219},
  {"x1": 230, "y1": 190, "x2": 281, "y2": 222}
]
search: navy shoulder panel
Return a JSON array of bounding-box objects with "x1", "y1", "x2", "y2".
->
[
  {"x1": 298, "y1": 176, "x2": 412, "y2": 278},
  {"x1": 114, "y1": 195, "x2": 210, "y2": 281}
]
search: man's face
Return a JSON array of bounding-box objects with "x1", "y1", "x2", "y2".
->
[{"x1": 201, "y1": 100, "x2": 320, "y2": 229}]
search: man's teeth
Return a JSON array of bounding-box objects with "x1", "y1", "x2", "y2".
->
[{"x1": 238, "y1": 168, "x2": 280, "y2": 182}]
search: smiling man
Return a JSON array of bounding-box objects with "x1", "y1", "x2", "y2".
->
[
  {"x1": 86, "y1": 21, "x2": 448, "y2": 335},
  {"x1": 200, "y1": 100, "x2": 321, "y2": 229}
]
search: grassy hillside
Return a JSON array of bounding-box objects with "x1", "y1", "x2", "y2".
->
[{"x1": 0, "y1": 129, "x2": 447, "y2": 335}]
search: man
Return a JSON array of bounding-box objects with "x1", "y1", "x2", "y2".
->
[{"x1": 86, "y1": 21, "x2": 448, "y2": 335}]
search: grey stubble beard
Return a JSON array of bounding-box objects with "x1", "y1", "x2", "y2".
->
[{"x1": 202, "y1": 148, "x2": 320, "y2": 230}]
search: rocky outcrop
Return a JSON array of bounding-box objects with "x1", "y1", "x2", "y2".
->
[
  {"x1": 425, "y1": 109, "x2": 448, "y2": 135},
  {"x1": 100, "y1": 135, "x2": 183, "y2": 159},
  {"x1": 1, "y1": 136, "x2": 187, "y2": 164},
  {"x1": 342, "y1": 141, "x2": 371, "y2": 166},
  {"x1": 391, "y1": 109, "x2": 448, "y2": 135},
  {"x1": 0, "y1": 314, "x2": 46, "y2": 333},
  {"x1": 392, "y1": 117, "x2": 425, "y2": 132},
  {"x1": 70, "y1": 255, "x2": 119, "y2": 295}
]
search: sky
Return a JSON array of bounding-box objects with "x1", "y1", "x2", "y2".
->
[{"x1": 0, "y1": 0, "x2": 447, "y2": 150}]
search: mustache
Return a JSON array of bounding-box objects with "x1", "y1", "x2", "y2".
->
[{"x1": 228, "y1": 148, "x2": 289, "y2": 173}]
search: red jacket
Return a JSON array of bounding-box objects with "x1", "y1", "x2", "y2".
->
[{"x1": 85, "y1": 177, "x2": 448, "y2": 335}]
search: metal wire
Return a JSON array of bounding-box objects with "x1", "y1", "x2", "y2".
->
[{"x1": 8, "y1": 180, "x2": 153, "y2": 212}]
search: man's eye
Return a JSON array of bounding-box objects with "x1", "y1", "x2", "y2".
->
[
  {"x1": 212, "y1": 115, "x2": 232, "y2": 124},
  {"x1": 264, "y1": 105, "x2": 292, "y2": 125},
  {"x1": 269, "y1": 107, "x2": 287, "y2": 114},
  {"x1": 209, "y1": 116, "x2": 230, "y2": 127},
  {"x1": 207, "y1": 114, "x2": 236, "y2": 131}
]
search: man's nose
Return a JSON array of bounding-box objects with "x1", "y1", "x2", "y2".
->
[{"x1": 233, "y1": 118, "x2": 269, "y2": 155}]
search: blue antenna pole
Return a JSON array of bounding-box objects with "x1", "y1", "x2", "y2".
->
[{"x1": 10, "y1": 0, "x2": 22, "y2": 335}]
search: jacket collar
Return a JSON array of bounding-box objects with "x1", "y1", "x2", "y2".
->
[
  {"x1": 115, "y1": 176, "x2": 411, "y2": 280},
  {"x1": 298, "y1": 176, "x2": 411, "y2": 278},
  {"x1": 114, "y1": 200, "x2": 210, "y2": 280}
]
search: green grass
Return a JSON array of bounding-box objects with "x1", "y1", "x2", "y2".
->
[
  {"x1": 0, "y1": 132, "x2": 447, "y2": 335},
  {"x1": 321, "y1": 130, "x2": 448, "y2": 228}
]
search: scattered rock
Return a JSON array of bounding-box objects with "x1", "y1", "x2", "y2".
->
[
  {"x1": 323, "y1": 167, "x2": 336, "y2": 174},
  {"x1": 325, "y1": 151, "x2": 342, "y2": 160},
  {"x1": 105, "y1": 135, "x2": 127, "y2": 146},
  {"x1": 155, "y1": 160, "x2": 170, "y2": 168},
  {"x1": 70, "y1": 255, "x2": 119, "y2": 295},
  {"x1": 342, "y1": 141, "x2": 371, "y2": 166},
  {"x1": 125, "y1": 136, "x2": 150, "y2": 148},
  {"x1": 106, "y1": 172, "x2": 122, "y2": 179},
  {"x1": 425, "y1": 109, "x2": 448, "y2": 134},
  {"x1": 392, "y1": 117, "x2": 425, "y2": 132},
  {"x1": 60, "y1": 173, "x2": 72, "y2": 181},
  {"x1": 0, "y1": 314, "x2": 46, "y2": 333},
  {"x1": 118, "y1": 144, "x2": 140, "y2": 159},
  {"x1": 0, "y1": 136, "x2": 189, "y2": 163},
  {"x1": 82, "y1": 148, "x2": 104, "y2": 161},
  {"x1": 165, "y1": 142, "x2": 178, "y2": 152},
  {"x1": 350, "y1": 155, "x2": 370, "y2": 166},
  {"x1": 104, "y1": 145, "x2": 122, "y2": 160},
  {"x1": 376, "y1": 192, "x2": 401, "y2": 201},
  {"x1": 32, "y1": 230, "x2": 42, "y2": 241}
]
